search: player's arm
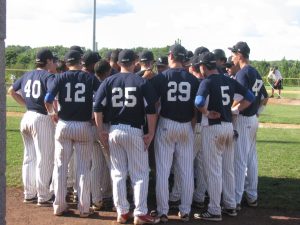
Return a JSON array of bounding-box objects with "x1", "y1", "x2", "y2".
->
[
  {"x1": 191, "y1": 108, "x2": 197, "y2": 130},
  {"x1": 93, "y1": 81, "x2": 109, "y2": 148},
  {"x1": 194, "y1": 80, "x2": 220, "y2": 119},
  {"x1": 8, "y1": 86, "x2": 26, "y2": 106},
  {"x1": 44, "y1": 76, "x2": 59, "y2": 122},
  {"x1": 231, "y1": 81, "x2": 255, "y2": 115}
]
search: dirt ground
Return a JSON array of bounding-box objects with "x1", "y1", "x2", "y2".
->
[{"x1": 5, "y1": 187, "x2": 300, "y2": 225}]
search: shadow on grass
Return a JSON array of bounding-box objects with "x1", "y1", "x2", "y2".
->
[
  {"x1": 258, "y1": 140, "x2": 300, "y2": 144},
  {"x1": 258, "y1": 176, "x2": 300, "y2": 211}
]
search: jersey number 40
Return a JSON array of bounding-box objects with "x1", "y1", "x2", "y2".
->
[{"x1": 24, "y1": 80, "x2": 41, "y2": 98}]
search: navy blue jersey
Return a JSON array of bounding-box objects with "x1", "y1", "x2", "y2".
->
[
  {"x1": 93, "y1": 72, "x2": 158, "y2": 129},
  {"x1": 196, "y1": 74, "x2": 250, "y2": 125},
  {"x1": 235, "y1": 65, "x2": 268, "y2": 116},
  {"x1": 150, "y1": 68, "x2": 199, "y2": 122},
  {"x1": 48, "y1": 70, "x2": 100, "y2": 121},
  {"x1": 13, "y1": 70, "x2": 55, "y2": 115}
]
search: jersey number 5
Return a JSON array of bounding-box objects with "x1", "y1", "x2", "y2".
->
[
  {"x1": 112, "y1": 87, "x2": 137, "y2": 107},
  {"x1": 221, "y1": 86, "x2": 230, "y2": 105},
  {"x1": 65, "y1": 83, "x2": 85, "y2": 102}
]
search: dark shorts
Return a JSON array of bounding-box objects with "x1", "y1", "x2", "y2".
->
[{"x1": 273, "y1": 80, "x2": 283, "y2": 90}]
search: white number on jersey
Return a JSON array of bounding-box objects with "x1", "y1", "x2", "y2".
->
[
  {"x1": 221, "y1": 86, "x2": 230, "y2": 105},
  {"x1": 112, "y1": 87, "x2": 137, "y2": 107},
  {"x1": 65, "y1": 82, "x2": 86, "y2": 102},
  {"x1": 167, "y1": 81, "x2": 191, "y2": 102},
  {"x1": 252, "y1": 79, "x2": 263, "y2": 96},
  {"x1": 24, "y1": 79, "x2": 41, "y2": 98}
]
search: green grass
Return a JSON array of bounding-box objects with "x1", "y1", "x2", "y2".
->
[
  {"x1": 259, "y1": 104, "x2": 300, "y2": 124},
  {"x1": 6, "y1": 114, "x2": 300, "y2": 210},
  {"x1": 6, "y1": 116, "x2": 23, "y2": 187},
  {"x1": 6, "y1": 95, "x2": 26, "y2": 113},
  {"x1": 257, "y1": 128, "x2": 300, "y2": 210},
  {"x1": 265, "y1": 86, "x2": 300, "y2": 91}
]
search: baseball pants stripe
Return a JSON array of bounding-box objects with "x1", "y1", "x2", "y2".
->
[
  {"x1": 155, "y1": 117, "x2": 194, "y2": 215},
  {"x1": 109, "y1": 124, "x2": 149, "y2": 216},
  {"x1": 53, "y1": 120, "x2": 92, "y2": 215},
  {"x1": 202, "y1": 122, "x2": 235, "y2": 215},
  {"x1": 233, "y1": 115, "x2": 259, "y2": 203},
  {"x1": 20, "y1": 111, "x2": 55, "y2": 201}
]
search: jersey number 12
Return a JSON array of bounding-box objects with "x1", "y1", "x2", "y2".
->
[{"x1": 65, "y1": 83, "x2": 86, "y2": 102}]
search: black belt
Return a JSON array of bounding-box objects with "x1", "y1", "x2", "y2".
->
[{"x1": 110, "y1": 122, "x2": 141, "y2": 129}]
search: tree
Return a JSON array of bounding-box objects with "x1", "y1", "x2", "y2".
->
[{"x1": 0, "y1": 0, "x2": 6, "y2": 224}]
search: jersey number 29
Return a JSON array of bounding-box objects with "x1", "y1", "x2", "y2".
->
[{"x1": 167, "y1": 81, "x2": 191, "y2": 102}]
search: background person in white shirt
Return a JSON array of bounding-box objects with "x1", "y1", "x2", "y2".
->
[{"x1": 268, "y1": 66, "x2": 283, "y2": 98}]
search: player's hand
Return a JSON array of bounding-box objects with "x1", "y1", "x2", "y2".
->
[
  {"x1": 143, "y1": 133, "x2": 154, "y2": 151},
  {"x1": 50, "y1": 114, "x2": 59, "y2": 123},
  {"x1": 207, "y1": 110, "x2": 221, "y2": 119},
  {"x1": 142, "y1": 70, "x2": 155, "y2": 80},
  {"x1": 99, "y1": 131, "x2": 109, "y2": 149}
]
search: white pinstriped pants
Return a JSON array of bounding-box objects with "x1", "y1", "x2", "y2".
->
[
  {"x1": 109, "y1": 124, "x2": 149, "y2": 216},
  {"x1": 169, "y1": 123, "x2": 206, "y2": 203},
  {"x1": 193, "y1": 124, "x2": 206, "y2": 202},
  {"x1": 233, "y1": 115, "x2": 259, "y2": 204},
  {"x1": 91, "y1": 125, "x2": 112, "y2": 204},
  {"x1": 20, "y1": 111, "x2": 55, "y2": 202},
  {"x1": 53, "y1": 120, "x2": 93, "y2": 215},
  {"x1": 202, "y1": 122, "x2": 236, "y2": 215},
  {"x1": 155, "y1": 117, "x2": 194, "y2": 215}
]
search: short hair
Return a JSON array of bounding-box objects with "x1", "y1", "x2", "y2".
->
[
  {"x1": 56, "y1": 60, "x2": 67, "y2": 73},
  {"x1": 110, "y1": 49, "x2": 121, "y2": 63},
  {"x1": 94, "y1": 60, "x2": 111, "y2": 76}
]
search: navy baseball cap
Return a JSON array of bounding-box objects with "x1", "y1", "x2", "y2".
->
[
  {"x1": 118, "y1": 49, "x2": 137, "y2": 63},
  {"x1": 36, "y1": 48, "x2": 54, "y2": 63},
  {"x1": 82, "y1": 51, "x2": 101, "y2": 66},
  {"x1": 65, "y1": 50, "x2": 82, "y2": 62},
  {"x1": 169, "y1": 44, "x2": 186, "y2": 61},
  {"x1": 194, "y1": 46, "x2": 209, "y2": 56},
  {"x1": 70, "y1": 45, "x2": 84, "y2": 55},
  {"x1": 188, "y1": 55, "x2": 201, "y2": 67},
  {"x1": 224, "y1": 56, "x2": 234, "y2": 68},
  {"x1": 156, "y1": 56, "x2": 168, "y2": 66},
  {"x1": 228, "y1": 41, "x2": 250, "y2": 57},
  {"x1": 198, "y1": 52, "x2": 217, "y2": 67},
  {"x1": 139, "y1": 50, "x2": 154, "y2": 62}
]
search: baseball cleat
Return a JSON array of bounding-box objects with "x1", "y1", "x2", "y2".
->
[
  {"x1": 194, "y1": 211, "x2": 222, "y2": 221},
  {"x1": 134, "y1": 214, "x2": 160, "y2": 224}
]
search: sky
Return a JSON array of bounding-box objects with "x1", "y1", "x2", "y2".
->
[{"x1": 6, "y1": 0, "x2": 300, "y2": 61}]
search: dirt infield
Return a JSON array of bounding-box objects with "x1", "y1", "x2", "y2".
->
[{"x1": 6, "y1": 188, "x2": 300, "y2": 225}]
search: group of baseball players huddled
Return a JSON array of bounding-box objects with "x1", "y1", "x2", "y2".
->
[{"x1": 8, "y1": 41, "x2": 269, "y2": 224}]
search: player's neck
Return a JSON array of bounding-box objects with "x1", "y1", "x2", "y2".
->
[
  {"x1": 239, "y1": 59, "x2": 249, "y2": 69},
  {"x1": 68, "y1": 65, "x2": 82, "y2": 71},
  {"x1": 169, "y1": 61, "x2": 183, "y2": 69}
]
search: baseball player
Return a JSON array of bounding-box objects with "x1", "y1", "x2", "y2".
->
[
  {"x1": 169, "y1": 55, "x2": 206, "y2": 209},
  {"x1": 136, "y1": 50, "x2": 156, "y2": 79},
  {"x1": 8, "y1": 48, "x2": 55, "y2": 206},
  {"x1": 93, "y1": 49, "x2": 159, "y2": 225},
  {"x1": 193, "y1": 52, "x2": 255, "y2": 221},
  {"x1": 81, "y1": 50, "x2": 111, "y2": 209},
  {"x1": 44, "y1": 50, "x2": 100, "y2": 217},
  {"x1": 150, "y1": 44, "x2": 199, "y2": 222},
  {"x1": 229, "y1": 42, "x2": 268, "y2": 210}
]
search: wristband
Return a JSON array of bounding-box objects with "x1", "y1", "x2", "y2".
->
[
  {"x1": 48, "y1": 110, "x2": 56, "y2": 116},
  {"x1": 204, "y1": 110, "x2": 209, "y2": 117},
  {"x1": 231, "y1": 106, "x2": 239, "y2": 115}
]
